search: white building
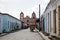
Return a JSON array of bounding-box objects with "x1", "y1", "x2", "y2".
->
[{"x1": 44, "y1": 0, "x2": 60, "y2": 37}]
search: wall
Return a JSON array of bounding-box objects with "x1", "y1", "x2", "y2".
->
[{"x1": 0, "y1": 14, "x2": 3, "y2": 33}]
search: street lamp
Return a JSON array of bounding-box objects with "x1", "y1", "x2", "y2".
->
[{"x1": 39, "y1": 4, "x2": 40, "y2": 31}]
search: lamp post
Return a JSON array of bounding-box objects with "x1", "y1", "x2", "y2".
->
[{"x1": 39, "y1": 4, "x2": 40, "y2": 31}]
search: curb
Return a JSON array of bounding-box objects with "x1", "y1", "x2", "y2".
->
[{"x1": 38, "y1": 32, "x2": 50, "y2": 40}]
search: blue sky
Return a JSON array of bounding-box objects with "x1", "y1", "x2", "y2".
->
[{"x1": 0, "y1": 0, "x2": 50, "y2": 19}]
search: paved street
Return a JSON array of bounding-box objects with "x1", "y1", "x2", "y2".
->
[{"x1": 0, "y1": 28, "x2": 43, "y2": 40}]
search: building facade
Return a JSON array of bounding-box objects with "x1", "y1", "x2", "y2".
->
[
  {"x1": 41, "y1": 15, "x2": 45, "y2": 32},
  {"x1": 0, "y1": 14, "x2": 3, "y2": 33},
  {"x1": 43, "y1": 0, "x2": 60, "y2": 37},
  {"x1": 0, "y1": 13, "x2": 22, "y2": 33},
  {"x1": 20, "y1": 12, "x2": 36, "y2": 29}
]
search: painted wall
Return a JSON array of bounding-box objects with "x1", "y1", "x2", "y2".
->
[
  {"x1": 0, "y1": 14, "x2": 3, "y2": 33},
  {"x1": 43, "y1": 0, "x2": 60, "y2": 36},
  {"x1": 42, "y1": 15, "x2": 45, "y2": 32},
  {"x1": 0, "y1": 13, "x2": 22, "y2": 33}
]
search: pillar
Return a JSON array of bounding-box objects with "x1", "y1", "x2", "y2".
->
[{"x1": 56, "y1": 6, "x2": 60, "y2": 35}]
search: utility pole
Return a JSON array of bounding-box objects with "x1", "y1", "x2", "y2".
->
[{"x1": 39, "y1": 4, "x2": 40, "y2": 31}]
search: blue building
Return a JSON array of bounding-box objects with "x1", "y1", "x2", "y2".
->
[
  {"x1": 0, "y1": 13, "x2": 22, "y2": 33},
  {"x1": 41, "y1": 15, "x2": 45, "y2": 32},
  {"x1": 0, "y1": 14, "x2": 3, "y2": 33}
]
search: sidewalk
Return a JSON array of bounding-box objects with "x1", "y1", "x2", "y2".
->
[
  {"x1": 35, "y1": 29, "x2": 50, "y2": 40},
  {"x1": 38, "y1": 32, "x2": 50, "y2": 40}
]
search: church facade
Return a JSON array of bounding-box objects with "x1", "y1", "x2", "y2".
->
[{"x1": 20, "y1": 12, "x2": 36, "y2": 29}]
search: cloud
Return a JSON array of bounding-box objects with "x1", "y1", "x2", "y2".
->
[
  {"x1": 0, "y1": 0, "x2": 50, "y2": 19},
  {"x1": 0, "y1": 0, "x2": 8, "y2": 2},
  {"x1": 21, "y1": 5, "x2": 39, "y2": 18}
]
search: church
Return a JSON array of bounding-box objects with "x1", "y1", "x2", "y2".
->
[{"x1": 20, "y1": 12, "x2": 36, "y2": 29}]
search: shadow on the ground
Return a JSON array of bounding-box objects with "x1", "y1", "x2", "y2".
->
[{"x1": 0, "y1": 29, "x2": 21, "y2": 37}]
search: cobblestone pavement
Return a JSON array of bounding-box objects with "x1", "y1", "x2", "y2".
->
[{"x1": 0, "y1": 28, "x2": 43, "y2": 40}]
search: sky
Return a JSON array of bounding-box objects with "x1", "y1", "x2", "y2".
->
[{"x1": 0, "y1": 0, "x2": 50, "y2": 19}]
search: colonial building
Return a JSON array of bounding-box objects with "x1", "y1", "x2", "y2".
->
[
  {"x1": 20, "y1": 12, "x2": 36, "y2": 29},
  {"x1": 0, "y1": 13, "x2": 22, "y2": 33},
  {"x1": 43, "y1": 0, "x2": 60, "y2": 37}
]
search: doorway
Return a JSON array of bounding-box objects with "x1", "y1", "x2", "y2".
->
[
  {"x1": 53, "y1": 9, "x2": 56, "y2": 33},
  {"x1": 58, "y1": 6, "x2": 60, "y2": 35}
]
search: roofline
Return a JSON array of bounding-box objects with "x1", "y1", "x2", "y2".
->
[
  {"x1": 44, "y1": 1, "x2": 51, "y2": 13},
  {"x1": 0, "y1": 12, "x2": 22, "y2": 22}
]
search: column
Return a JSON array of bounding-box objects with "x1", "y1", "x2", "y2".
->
[{"x1": 56, "y1": 6, "x2": 60, "y2": 35}]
